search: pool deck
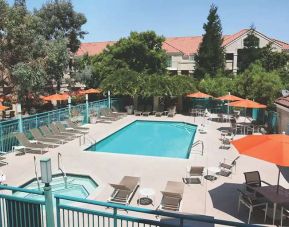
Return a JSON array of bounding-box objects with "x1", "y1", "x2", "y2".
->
[{"x1": 1, "y1": 114, "x2": 287, "y2": 226}]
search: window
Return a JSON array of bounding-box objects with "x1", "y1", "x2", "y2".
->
[
  {"x1": 189, "y1": 55, "x2": 194, "y2": 61},
  {"x1": 226, "y1": 53, "x2": 233, "y2": 60},
  {"x1": 166, "y1": 56, "x2": 172, "y2": 67}
]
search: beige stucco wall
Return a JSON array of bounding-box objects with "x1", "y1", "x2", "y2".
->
[
  {"x1": 276, "y1": 104, "x2": 289, "y2": 133},
  {"x1": 167, "y1": 30, "x2": 284, "y2": 74}
]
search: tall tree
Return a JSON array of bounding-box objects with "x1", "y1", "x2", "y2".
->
[
  {"x1": 35, "y1": 0, "x2": 87, "y2": 53},
  {"x1": 194, "y1": 4, "x2": 225, "y2": 79},
  {"x1": 237, "y1": 26, "x2": 261, "y2": 72}
]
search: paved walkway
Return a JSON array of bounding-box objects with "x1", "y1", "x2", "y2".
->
[{"x1": 1, "y1": 114, "x2": 286, "y2": 226}]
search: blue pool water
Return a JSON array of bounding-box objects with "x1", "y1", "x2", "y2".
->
[
  {"x1": 86, "y1": 120, "x2": 197, "y2": 159},
  {"x1": 14, "y1": 174, "x2": 98, "y2": 202}
]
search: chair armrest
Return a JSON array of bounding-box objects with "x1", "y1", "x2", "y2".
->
[{"x1": 261, "y1": 180, "x2": 271, "y2": 186}]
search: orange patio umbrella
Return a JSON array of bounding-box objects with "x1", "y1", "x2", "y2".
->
[
  {"x1": 0, "y1": 105, "x2": 8, "y2": 111},
  {"x1": 42, "y1": 93, "x2": 69, "y2": 101},
  {"x1": 217, "y1": 94, "x2": 243, "y2": 102},
  {"x1": 218, "y1": 93, "x2": 244, "y2": 114},
  {"x1": 228, "y1": 99, "x2": 266, "y2": 109},
  {"x1": 186, "y1": 91, "x2": 213, "y2": 98},
  {"x1": 80, "y1": 88, "x2": 102, "y2": 95},
  {"x1": 232, "y1": 134, "x2": 289, "y2": 191}
]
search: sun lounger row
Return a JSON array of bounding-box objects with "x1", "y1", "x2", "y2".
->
[
  {"x1": 108, "y1": 176, "x2": 184, "y2": 212},
  {"x1": 14, "y1": 120, "x2": 89, "y2": 154},
  {"x1": 134, "y1": 106, "x2": 176, "y2": 117},
  {"x1": 94, "y1": 108, "x2": 127, "y2": 122}
]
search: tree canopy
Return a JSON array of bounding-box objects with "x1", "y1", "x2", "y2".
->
[
  {"x1": 0, "y1": 0, "x2": 86, "y2": 108},
  {"x1": 194, "y1": 4, "x2": 225, "y2": 79}
]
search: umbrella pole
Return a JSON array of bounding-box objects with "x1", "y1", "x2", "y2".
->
[{"x1": 277, "y1": 168, "x2": 281, "y2": 193}]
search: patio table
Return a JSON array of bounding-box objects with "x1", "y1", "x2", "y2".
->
[
  {"x1": 236, "y1": 116, "x2": 253, "y2": 124},
  {"x1": 255, "y1": 185, "x2": 289, "y2": 225}
]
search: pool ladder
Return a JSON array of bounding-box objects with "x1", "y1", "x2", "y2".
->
[
  {"x1": 191, "y1": 140, "x2": 204, "y2": 156},
  {"x1": 79, "y1": 135, "x2": 96, "y2": 146},
  {"x1": 33, "y1": 156, "x2": 41, "y2": 190},
  {"x1": 58, "y1": 153, "x2": 68, "y2": 188}
]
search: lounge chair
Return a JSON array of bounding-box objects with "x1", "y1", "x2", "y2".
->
[
  {"x1": 155, "y1": 111, "x2": 164, "y2": 117},
  {"x1": 0, "y1": 153, "x2": 8, "y2": 167},
  {"x1": 106, "y1": 108, "x2": 125, "y2": 118},
  {"x1": 108, "y1": 176, "x2": 140, "y2": 205},
  {"x1": 218, "y1": 156, "x2": 240, "y2": 177},
  {"x1": 55, "y1": 122, "x2": 87, "y2": 135},
  {"x1": 243, "y1": 171, "x2": 271, "y2": 192},
  {"x1": 39, "y1": 126, "x2": 73, "y2": 141},
  {"x1": 142, "y1": 105, "x2": 153, "y2": 116},
  {"x1": 99, "y1": 109, "x2": 118, "y2": 121},
  {"x1": 186, "y1": 166, "x2": 204, "y2": 184},
  {"x1": 158, "y1": 181, "x2": 184, "y2": 211},
  {"x1": 111, "y1": 106, "x2": 127, "y2": 117},
  {"x1": 30, "y1": 128, "x2": 63, "y2": 146},
  {"x1": 14, "y1": 133, "x2": 49, "y2": 154},
  {"x1": 67, "y1": 119, "x2": 89, "y2": 131},
  {"x1": 237, "y1": 188, "x2": 268, "y2": 224},
  {"x1": 49, "y1": 124, "x2": 80, "y2": 139}
]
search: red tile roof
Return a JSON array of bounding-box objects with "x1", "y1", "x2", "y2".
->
[
  {"x1": 76, "y1": 29, "x2": 289, "y2": 56},
  {"x1": 275, "y1": 96, "x2": 289, "y2": 108},
  {"x1": 272, "y1": 39, "x2": 289, "y2": 51}
]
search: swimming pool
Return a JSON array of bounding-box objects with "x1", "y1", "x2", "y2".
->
[
  {"x1": 86, "y1": 120, "x2": 197, "y2": 159},
  {"x1": 14, "y1": 174, "x2": 98, "y2": 202}
]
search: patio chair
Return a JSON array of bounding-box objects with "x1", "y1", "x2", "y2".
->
[
  {"x1": 134, "y1": 105, "x2": 144, "y2": 116},
  {"x1": 218, "y1": 156, "x2": 240, "y2": 177},
  {"x1": 55, "y1": 122, "x2": 87, "y2": 135},
  {"x1": 30, "y1": 128, "x2": 63, "y2": 146},
  {"x1": 67, "y1": 119, "x2": 89, "y2": 131},
  {"x1": 280, "y1": 205, "x2": 289, "y2": 227},
  {"x1": 244, "y1": 171, "x2": 271, "y2": 193},
  {"x1": 39, "y1": 126, "x2": 73, "y2": 141},
  {"x1": 49, "y1": 124, "x2": 80, "y2": 139},
  {"x1": 237, "y1": 189, "x2": 268, "y2": 224},
  {"x1": 158, "y1": 181, "x2": 184, "y2": 211},
  {"x1": 220, "y1": 135, "x2": 234, "y2": 149},
  {"x1": 167, "y1": 106, "x2": 176, "y2": 118},
  {"x1": 14, "y1": 133, "x2": 49, "y2": 154},
  {"x1": 108, "y1": 176, "x2": 140, "y2": 205},
  {"x1": 186, "y1": 166, "x2": 204, "y2": 184}
]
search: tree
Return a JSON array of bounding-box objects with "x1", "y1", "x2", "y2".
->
[
  {"x1": 237, "y1": 27, "x2": 261, "y2": 72},
  {"x1": 234, "y1": 62, "x2": 282, "y2": 107},
  {"x1": 35, "y1": 0, "x2": 87, "y2": 53},
  {"x1": 198, "y1": 73, "x2": 234, "y2": 97},
  {"x1": 259, "y1": 43, "x2": 289, "y2": 71},
  {"x1": 101, "y1": 69, "x2": 143, "y2": 107},
  {"x1": 44, "y1": 38, "x2": 70, "y2": 91},
  {"x1": 194, "y1": 4, "x2": 225, "y2": 79}
]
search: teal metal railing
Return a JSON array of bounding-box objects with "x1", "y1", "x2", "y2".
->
[
  {"x1": 0, "y1": 98, "x2": 120, "y2": 153},
  {"x1": 0, "y1": 185, "x2": 46, "y2": 227},
  {"x1": 0, "y1": 184, "x2": 261, "y2": 227},
  {"x1": 55, "y1": 194, "x2": 260, "y2": 227}
]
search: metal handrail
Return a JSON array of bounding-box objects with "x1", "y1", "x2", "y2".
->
[
  {"x1": 58, "y1": 153, "x2": 68, "y2": 188},
  {"x1": 33, "y1": 156, "x2": 41, "y2": 190},
  {"x1": 191, "y1": 140, "x2": 204, "y2": 155}
]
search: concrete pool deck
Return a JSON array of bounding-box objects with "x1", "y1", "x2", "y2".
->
[{"x1": 1, "y1": 114, "x2": 287, "y2": 226}]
